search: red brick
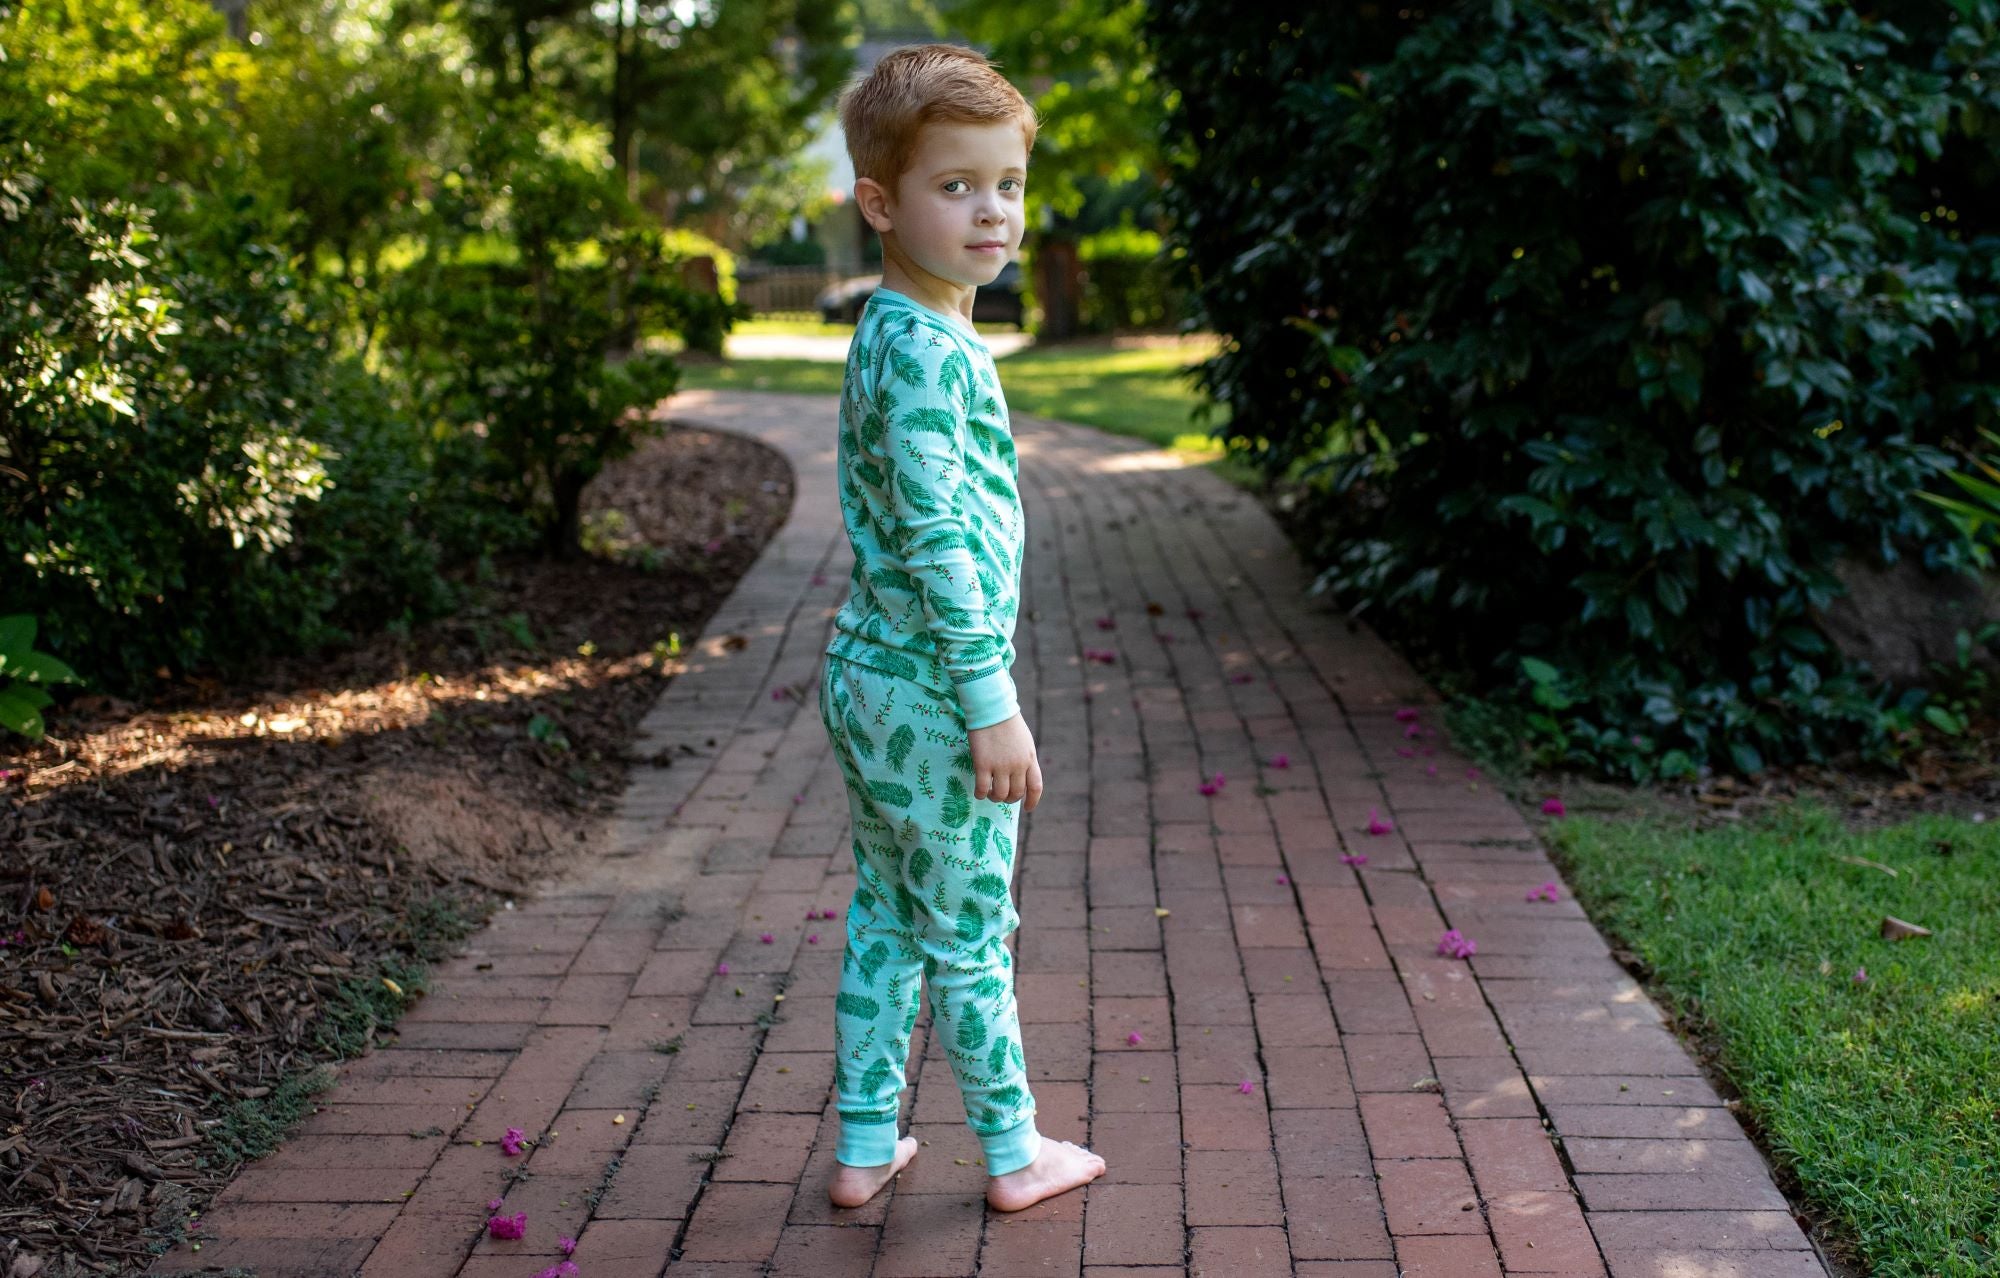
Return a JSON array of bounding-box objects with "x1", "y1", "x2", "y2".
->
[
  {"x1": 1588, "y1": 1208, "x2": 1815, "y2": 1252},
  {"x1": 1252, "y1": 992, "x2": 1339, "y2": 1046},
  {"x1": 679, "y1": 1182, "x2": 797, "y2": 1260},
  {"x1": 1082, "y1": 1182, "x2": 1185, "y2": 1266},
  {"x1": 1394, "y1": 1232, "x2": 1506, "y2": 1276},
  {"x1": 1457, "y1": 1117, "x2": 1568, "y2": 1197},
  {"x1": 1088, "y1": 1111, "x2": 1181, "y2": 1184},
  {"x1": 1263, "y1": 1045, "x2": 1356, "y2": 1109},
  {"x1": 1283, "y1": 1173, "x2": 1394, "y2": 1261},
  {"x1": 712, "y1": 1111, "x2": 818, "y2": 1182},
  {"x1": 1358, "y1": 1093, "x2": 1460, "y2": 1160},
  {"x1": 1189, "y1": 1224, "x2": 1290, "y2": 1277},
  {"x1": 1342, "y1": 1034, "x2": 1434, "y2": 1093},
  {"x1": 1486, "y1": 1189, "x2": 1604, "y2": 1272},
  {"x1": 1090, "y1": 1050, "x2": 1177, "y2": 1111},
  {"x1": 766, "y1": 1222, "x2": 880, "y2": 1276},
  {"x1": 1185, "y1": 1148, "x2": 1283, "y2": 1226},
  {"x1": 1375, "y1": 1159, "x2": 1484, "y2": 1235},
  {"x1": 1180, "y1": 1083, "x2": 1272, "y2": 1150}
]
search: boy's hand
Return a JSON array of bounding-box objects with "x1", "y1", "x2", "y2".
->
[{"x1": 969, "y1": 712, "x2": 1042, "y2": 812}]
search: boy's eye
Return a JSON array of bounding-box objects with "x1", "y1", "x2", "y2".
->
[{"x1": 942, "y1": 179, "x2": 1025, "y2": 194}]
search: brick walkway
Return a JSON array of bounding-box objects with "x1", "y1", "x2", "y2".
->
[{"x1": 150, "y1": 389, "x2": 1831, "y2": 1278}]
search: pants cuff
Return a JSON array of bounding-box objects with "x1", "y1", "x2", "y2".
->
[
  {"x1": 979, "y1": 1114, "x2": 1042, "y2": 1176},
  {"x1": 835, "y1": 1115, "x2": 902, "y2": 1167}
]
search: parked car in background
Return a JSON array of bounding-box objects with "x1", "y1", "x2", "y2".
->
[{"x1": 816, "y1": 260, "x2": 1025, "y2": 328}]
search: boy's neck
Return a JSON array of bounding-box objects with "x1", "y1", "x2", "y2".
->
[{"x1": 878, "y1": 250, "x2": 976, "y2": 331}]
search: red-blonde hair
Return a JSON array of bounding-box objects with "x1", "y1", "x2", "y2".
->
[{"x1": 837, "y1": 43, "x2": 1038, "y2": 193}]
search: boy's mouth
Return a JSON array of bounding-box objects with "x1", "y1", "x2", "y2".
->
[{"x1": 967, "y1": 241, "x2": 1007, "y2": 252}]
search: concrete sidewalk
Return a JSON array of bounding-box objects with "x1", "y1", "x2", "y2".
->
[{"x1": 150, "y1": 388, "x2": 1829, "y2": 1277}]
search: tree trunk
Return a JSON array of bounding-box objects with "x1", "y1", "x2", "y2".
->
[{"x1": 1033, "y1": 235, "x2": 1082, "y2": 340}]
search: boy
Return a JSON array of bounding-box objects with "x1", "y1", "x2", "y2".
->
[{"x1": 818, "y1": 43, "x2": 1107, "y2": 1214}]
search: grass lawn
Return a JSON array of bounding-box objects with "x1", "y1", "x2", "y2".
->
[
  {"x1": 672, "y1": 334, "x2": 1266, "y2": 492},
  {"x1": 1544, "y1": 796, "x2": 1999, "y2": 1277},
  {"x1": 729, "y1": 315, "x2": 1021, "y2": 337}
]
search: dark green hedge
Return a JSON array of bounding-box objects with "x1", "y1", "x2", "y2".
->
[{"x1": 1144, "y1": 0, "x2": 2000, "y2": 781}]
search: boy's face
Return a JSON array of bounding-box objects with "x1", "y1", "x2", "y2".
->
[{"x1": 857, "y1": 119, "x2": 1027, "y2": 291}]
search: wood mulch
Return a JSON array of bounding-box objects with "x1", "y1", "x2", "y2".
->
[{"x1": 0, "y1": 418, "x2": 795, "y2": 1277}]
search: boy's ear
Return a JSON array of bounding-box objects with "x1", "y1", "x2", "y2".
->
[{"x1": 853, "y1": 176, "x2": 895, "y2": 234}]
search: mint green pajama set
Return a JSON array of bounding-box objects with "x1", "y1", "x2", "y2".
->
[{"x1": 820, "y1": 285, "x2": 1042, "y2": 1175}]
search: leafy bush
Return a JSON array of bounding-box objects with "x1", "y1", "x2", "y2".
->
[
  {"x1": 0, "y1": 144, "x2": 509, "y2": 695},
  {"x1": 1146, "y1": 0, "x2": 2000, "y2": 781},
  {"x1": 0, "y1": 614, "x2": 82, "y2": 741},
  {"x1": 1917, "y1": 426, "x2": 2000, "y2": 568},
  {"x1": 380, "y1": 103, "x2": 718, "y2": 556},
  {"x1": 1076, "y1": 221, "x2": 1189, "y2": 333}
]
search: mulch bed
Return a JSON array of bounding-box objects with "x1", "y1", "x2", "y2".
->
[{"x1": 0, "y1": 418, "x2": 795, "y2": 1277}]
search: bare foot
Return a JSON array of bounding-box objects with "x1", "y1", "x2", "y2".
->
[
  {"x1": 985, "y1": 1137, "x2": 1106, "y2": 1212},
  {"x1": 827, "y1": 1135, "x2": 919, "y2": 1208}
]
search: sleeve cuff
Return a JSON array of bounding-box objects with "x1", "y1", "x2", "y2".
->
[{"x1": 957, "y1": 665, "x2": 1019, "y2": 730}]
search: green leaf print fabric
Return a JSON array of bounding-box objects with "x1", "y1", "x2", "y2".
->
[
  {"x1": 825, "y1": 286, "x2": 1026, "y2": 731},
  {"x1": 817, "y1": 650, "x2": 1042, "y2": 1175}
]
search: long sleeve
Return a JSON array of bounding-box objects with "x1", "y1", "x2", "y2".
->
[{"x1": 871, "y1": 322, "x2": 1019, "y2": 730}]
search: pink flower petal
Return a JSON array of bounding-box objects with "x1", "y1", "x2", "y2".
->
[
  {"x1": 1126, "y1": 1031, "x2": 1144, "y2": 1045},
  {"x1": 560, "y1": 1237, "x2": 578, "y2": 1256},
  {"x1": 1268, "y1": 753, "x2": 1289, "y2": 768},
  {"x1": 1238, "y1": 1078, "x2": 1256, "y2": 1094},
  {"x1": 1394, "y1": 707, "x2": 1419, "y2": 721},
  {"x1": 807, "y1": 934, "x2": 819, "y2": 944},
  {"x1": 1541, "y1": 797, "x2": 1566, "y2": 816},
  {"x1": 1366, "y1": 809, "x2": 1394, "y2": 835},
  {"x1": 1435, "y1": 929, "x2": 1477, "y2": 959},
  {"x1": 1852, "y1": 967, "x2": 1868, "y2": 983},
  {"x1": 760, "y1": 933, "x2": 774, "y2": 943},
  {"x1": 1425, "y1": 763, "x2": 1438, "y2": 776},
  {"x1": 1340, "y1": 852, "x2": 1369, "y2": 866},
  {"x1": 716, "y1": 962, "x2": 729, "y2": 975},
  {"x1": 487, "y1": 1198, "x2": 505, "y2": 1212},
  {"x1": 486, "y1": 1210, "x2": 528, "y2": 1240},
  {"x1": 1275, "y1": 875, "x2": 1289, "y2": 885},
  {"x1": 1096, "y1": 616, "x2": 1116, "y2": 629}
]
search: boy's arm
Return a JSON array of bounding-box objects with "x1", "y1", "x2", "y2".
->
[{"x1": 875, "y1": 324, "x2": 1019, "y2": 730}]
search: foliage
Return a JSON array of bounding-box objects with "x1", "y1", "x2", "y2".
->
[
  {"x1": 1917, "y1": 425, "x2": 2000, "y2": 568},
  {"x1": 1146, "y1": 0, "x2": 2000, "y2": 782},
  {"x1": 1546, "y1": 799, "x2": 2000, "y2": 1277},
  {"x1": 1076, "y1": 219, "x2": 1188, "y2": 332},
  {"x1": 943, "y1": 0, "x2": 1164, "y2": 224},
  {"x1": 380, "y1": 100, "x2": 724, "y2": 557},
  {"x1": 0, "y1": 613, "x2": 82, "y2": 741}
]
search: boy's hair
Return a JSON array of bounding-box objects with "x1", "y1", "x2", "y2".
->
[{"x1": 837, "y1": 43, "x2": 1038, "y2": 194}]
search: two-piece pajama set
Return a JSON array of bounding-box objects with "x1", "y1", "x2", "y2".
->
[{"x1": 819, "y1": 284, "x2": 1042, "y2": 1176}]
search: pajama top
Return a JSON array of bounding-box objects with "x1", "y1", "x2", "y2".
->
[{"x1": 824, "y1": 285, "x2": 1025, "y2": 730}]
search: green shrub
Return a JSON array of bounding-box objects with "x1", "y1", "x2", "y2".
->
[
  {"x1": 0, "y1": 614, "x2": 82, "y2": 741},
  {"x1": 0, "y1": 143, "x2": 508, "y2": 696},
  {"x1": 1076, "y1": 221, "x2": 1188, "y2": 333},
  {"x1": 379, "y1": 103, "x2": 714, "y2": 556},
  {"x1": 1146, "y1": 0, "x2": 2000, "y2": 781}
]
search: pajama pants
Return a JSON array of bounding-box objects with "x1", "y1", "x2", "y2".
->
[{"x1": 818, "y1": 651, "x2": 1043, "y2": 1176}]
